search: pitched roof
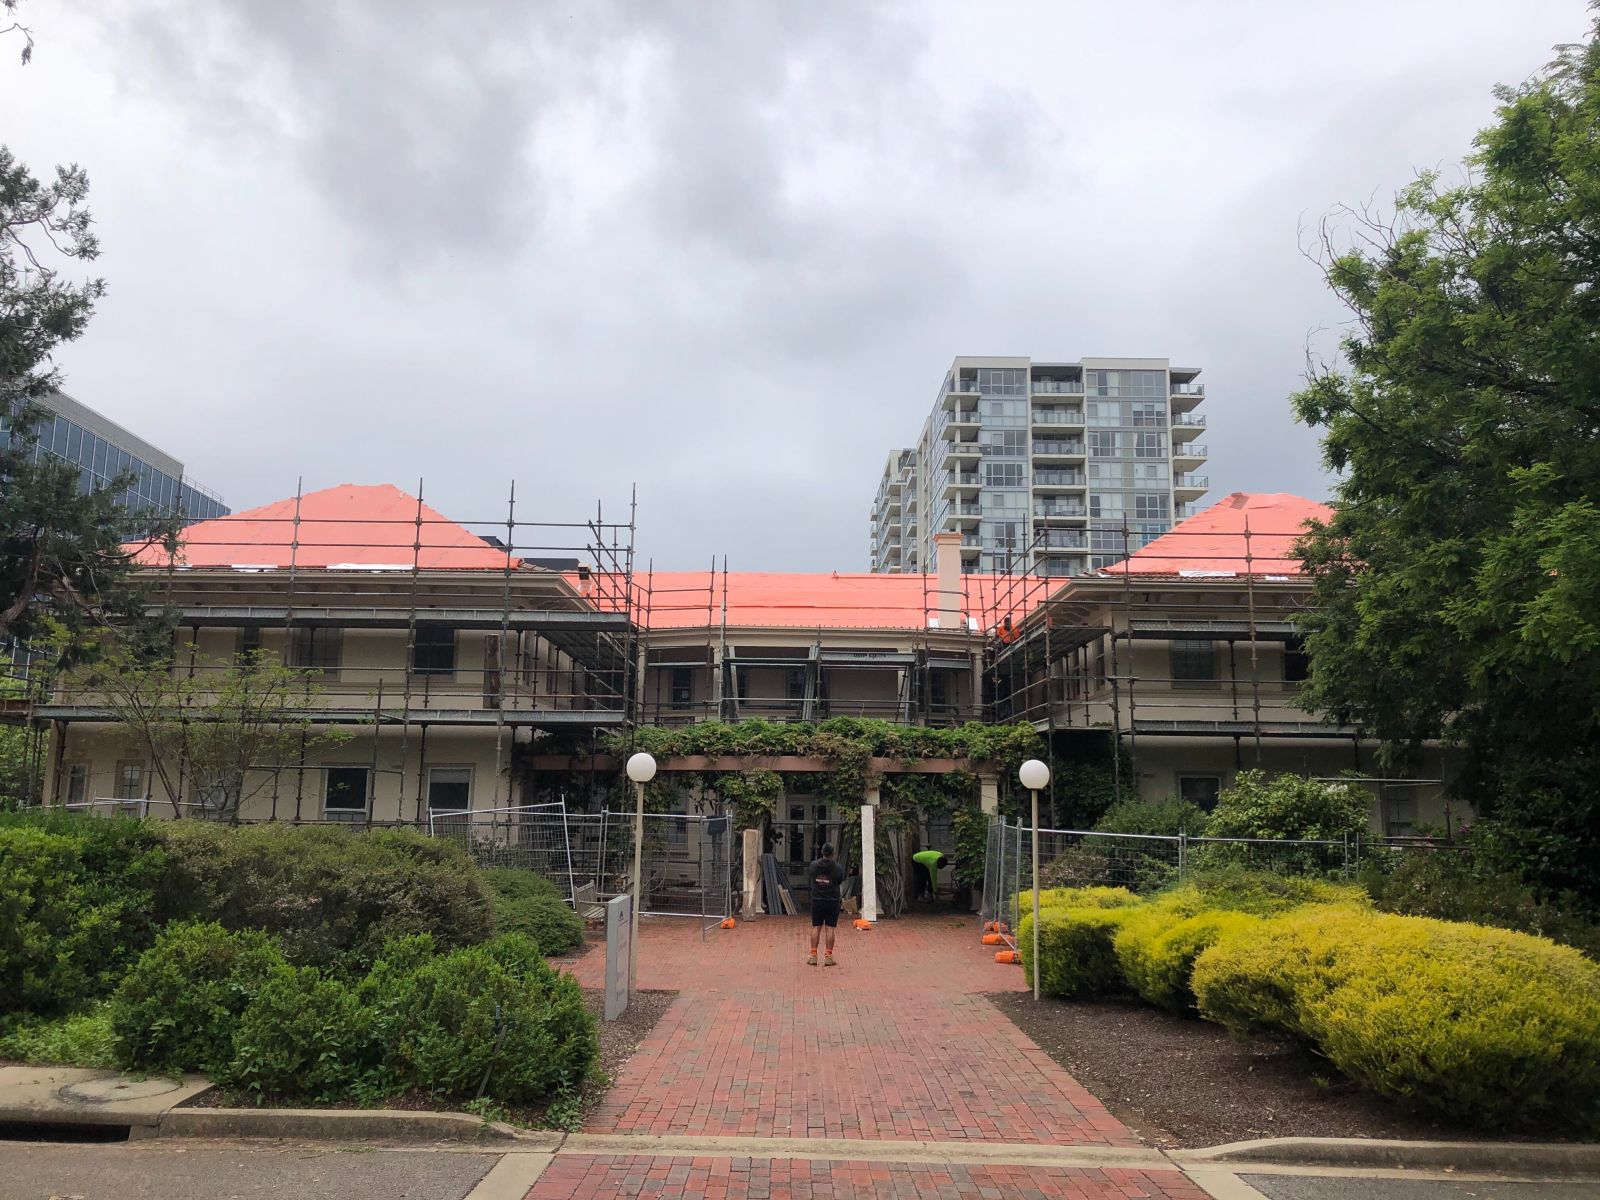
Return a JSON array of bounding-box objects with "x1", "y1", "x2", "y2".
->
[
  {"x1": 1099, "y1": 492, "x2": 1331, "y2": 579},
  {"x1": 636, "y1": 571, "x2": 1039, "y2": 631},
  {"x1": 131, "y1": 483, "x2": 515, "y2": 570}
]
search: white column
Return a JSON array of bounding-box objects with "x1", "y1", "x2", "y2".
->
[{"x1": 860, "y1": 787, "x2": 879, "y2": 923}]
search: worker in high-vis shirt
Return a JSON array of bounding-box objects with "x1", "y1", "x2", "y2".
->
[{"x1": 912, "y1": 848, "x2": 948, "y2": 902}]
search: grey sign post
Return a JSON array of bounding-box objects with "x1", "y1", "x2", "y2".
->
[{"x1": 605, "y1": 893, "x2": 633, "y2": 1021}]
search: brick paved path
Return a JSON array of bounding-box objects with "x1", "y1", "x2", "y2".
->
[
  {"x1": 565, "y1": 915, "x2": 1135, "y2": 1146},
  {"x1": 528, "y1": 1155, "x2": 1212, "y2": 1200}
]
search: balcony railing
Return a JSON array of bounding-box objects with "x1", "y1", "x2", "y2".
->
[
  {"x1": 957, "y1": 502, "x2": 982, "y2": 515},
  {"x1": 960, "y1": 534, "x2": 981, "y2": 548},
  {"x1": 1174, "y1": 444, "x2": 1209, "y2": 457},
  {"x1": 1031, "y1": 440, "x2": 1085, "y2": 455},
  {"x1": 1032, "y1": 380, "x2": 1085, "y2": 395},
  {"x1": 1175, "y1": 474, "x2": 1210, "y2": 489},
  {"x1": 1041, "y1": 533, "x2": 1087, "y2": 549},
  {"x1": 1172, "y1": 413, "x2": 1206, "y2": 428},
  {"x1": 947, "y1": 472, "x2": 980, "y2": 486},
  {"x1": 1034, "y1": 408, "x2": 1084, "y2": 425},
  {"x1": 1033, "y1": 470, "x2": 1085, "y2": 486},
  {"x1": 1035, "y1": 502, "x2": 1088, "y2": 517},
  {"x1": 1172, "y1": 383, "x2": 1205, "y2": 396}
]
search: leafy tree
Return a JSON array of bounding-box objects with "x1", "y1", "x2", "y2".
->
[
  {"x1": 72, "y1": 648, "x2": 352, "y2": 820},
  {"x1": 1292, "y1": 15, "x2": 1600, "y2": 906},
  {"x1": 1, "y1": 138, "x2": 173, "y2": 660}
]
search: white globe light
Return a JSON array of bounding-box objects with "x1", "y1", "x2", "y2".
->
[
  {"x1": 625, "y1": 752, "x2": 658, "y2": 784},
  {"x1": 1018, "y1": 758, "x2": 1050, "y2": 791}
]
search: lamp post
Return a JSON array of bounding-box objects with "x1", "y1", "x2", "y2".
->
[
  {"x1": 625, "y1": 751, "x2": 657, "y2": 990},
  {"x1": 1018, "y1": 758, "x2": 1050, "y2": 1002}
]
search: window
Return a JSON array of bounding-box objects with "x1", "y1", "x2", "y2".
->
[
  {"x1": 786, "y1": 667, "x2": 806, "y2": 703},
  {"x1": 1284, "y1": 640, "x2": 1311, "y2": 683},
  {"x1": 1087, "y1": 401, "x2": 1122, "y2": 427},
  {"x1": 1131, "y1": 401, "x2": 1167, "y2": 427},
  {"x1": 983, "y1": 462, "x2": 1024, "y2": 487},
  {"x1": 1178, "y1": 775, "x2": 1222, "y2": 812},
  {"x1": 669, "y1": 667, "x2": 693, "y2": 710},
  {"x1": 324, "y1": 767, "x2": 369, "y2": 819},
  {"x1": 976, "y1": 367, "x2": 1026, "y2": 396},
  {"x1": 1088, "y1": 431, "x2": 1121, "y2": 457},
  {"x1": 412, "y1": 623, "x2": 456, "y2": 675},
  {"x1": 1134, "y1": 432, "x2": 1167, "y2": 459},
  {"x1": 1089, "y1": 493, "x2": 1124, "y2": 518},
  {"x1": 981, "y1": 429, "x2": 1026, "y2": 455},
  {"x1": 114, "y1": 761, "x2": 145, "y2": 800},
  {"x1": 1134, "y1": 492, "x2": 1170, "y2": 520},
  {"x1": 929, "y1": 670, "x2": 950, "y2": 713},
  {"x1": 64, "y1": 762, "x2": 89, "y2": 805},
  {"x1": 1090, "y1": 527, "x2": 1127, "y2": 552},
  {"x1": 427, "y1": 767, "x2": 472, "y2": 814},
  {"x1": 1382, "y1": 789, "x2": 1417, "y2": 837},
  {"x1": 236, "y1": 625, "x2": 263, "y2": 665},
  {"x1": 1171, "y1": 639, "x2": 1217, "y2": 687},
  {"x1": 289, "y1": 627, "x2": 342, "y2": 675},
  {"x1": 193, "y1": 769, "x2": 242, "y2": 817}
]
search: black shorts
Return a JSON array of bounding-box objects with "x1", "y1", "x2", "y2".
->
[{"x1": 811, "y1": 899, "x2": 841, "y2": 927}]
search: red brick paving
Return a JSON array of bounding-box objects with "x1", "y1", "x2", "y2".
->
[
  {"x1": 527, "y1": 1155, "x2": 1210, "y2": 1200},
  {"x1": 564, "y1": 915, "x2": 1136, "y2": 1145}
]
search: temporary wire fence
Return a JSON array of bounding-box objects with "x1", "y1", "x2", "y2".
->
[
  {"x1": 422, "y1": 802, "x2": 733, "y2": 935},
  {"x1": 979, "y1": 817, "x2": 1443, "y2": 947}
]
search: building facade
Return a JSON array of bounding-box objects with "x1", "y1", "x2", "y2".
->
[
  {"x1": 870, "y1": 356, "x2": 1207, "y2": 578},
  {"x1": 11, "y1": 392, "x2": 228, "y2": 520}
]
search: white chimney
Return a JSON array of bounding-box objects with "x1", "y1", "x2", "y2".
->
[{"x1": 932, "y1": 532, "x2": 961, "y2": 626}]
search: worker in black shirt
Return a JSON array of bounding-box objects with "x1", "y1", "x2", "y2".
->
[{"x1": 807, "y1": 842, "x2": 845, "y2": 966}]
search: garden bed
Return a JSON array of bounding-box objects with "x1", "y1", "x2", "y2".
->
[
  {"x1": 989, "y1": 992, "x2": 1565, "y2": 1148},
  {"x1": 179, "y1": 986, "x2": 675, "y2": 1130}
]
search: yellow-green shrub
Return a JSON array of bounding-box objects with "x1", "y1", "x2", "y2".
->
[
  {"x1": 1035, "y1": 885, "x2": 1142, "y2": 910},
  {"x1": 1018, "y1": 904, "x2": 1141, "y2": 998},
  {"x1": 1194, "y1": 909, "x2": 1600, "y2": 1127},
  {"x1": 1115, "y1": 905, "x2": 1263, "y2": 1013}
]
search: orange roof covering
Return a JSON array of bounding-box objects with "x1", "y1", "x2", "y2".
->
[
  {"x1": 130, "y1": 483, "x2": 515, "y2": 570},
  {"x1": 1099, "y1": 492, "x2": 1331, "y2": 578},
  {"x1": 637, "y1": 571, "x2": 1036, "y2": 630}
]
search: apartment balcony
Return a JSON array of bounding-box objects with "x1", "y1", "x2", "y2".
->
[
  {"x1": 1173, "y1": 444, "x2": 1209, "y2": 464},
  {"x1": 1174, "y1": 474, "x2": 1210, "y2": 495},
  {"x1": 1170, "y1": 382, "x2": 1205, "y2": 414},
  {"x1": 1034, "y1": 501, "x2": 1088, "y2": 520},
  {"x1": 1032, "y1": 380, "x2": 1085, "y2": 395},
  {"x1": 943, "y1": 378, "x2": 981, "y2": 404},
  {"x1": 1040, "y1": 531, "x2": 1087, "y2": 550},
  {"x1": 953, "y1": 502, "x2": 982, "y2": 526},
  {"x1": 1032, "y1": 470, "x2": 1086, "y2": 490},
  {"x1": 942, "y1": 409, "x2": 980, "y2": 435},
  {"x1": 947, "y1": 440, "x2": 982, "y2": 460},
  {"x1": 1031, "y1": 440, "x2": 1085, "y2": 458},
  {"x1": 1033, "y1": 407, "x2": 1084, "y2": 425},
  {"x1": 942, "y1": 471, "x2": 982, "y2": 497}
]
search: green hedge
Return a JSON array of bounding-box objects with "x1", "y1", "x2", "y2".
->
[
  {"x1": 110, "y1": 921, "x2": 287, "y2": 1075},
  {"x1": 1192, "y1": 908, "x2": 1600, "y2": 1128},
  {"x1": 155, "y1": 822, "x2": 495, "y2": 968},
  {"x1": 481, "y1": 869, "x2": 586, "y2": 956}
]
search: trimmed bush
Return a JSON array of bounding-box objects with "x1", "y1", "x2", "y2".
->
[
  {"x1": 1018, "y1": 902, "x2": 1142, "y2": 998},
  {"x1": 110, "y1": 921, "x2": 286, "y2": 1075},
  {"x1": 1184, "y1": 867, "x2": 1369, "y2": 915},
  {"x1": 481, "y1": 868, "x2": 585, "y2": 956},
  {"x1": 0, "y1": 827, "x2": 92, "y2": 1013},
  {"x1": 1193, "y1": 909, "x2": 1600, "y2": 1127},
  {"x1": 220, "y1": 965, "x2": 378, "y2": 1104},
  {"x1": 1036, "y1": 885, "x2": 1141, "y2": 910},
  {"x1": 386, "y1": 936, "x2": 598, "y2": 1105},
  {"x1": 155, "y1": 823, "x2": 494, "y2": 968},
  {"x1": 1115, "y1": 904, "x2": 1262, "y2": 1013}
]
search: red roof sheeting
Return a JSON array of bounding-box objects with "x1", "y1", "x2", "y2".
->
[
  {"x1": 641, "y1": 572, "x2": 958, "y2": 630},
  {"x1": 131, "y1": 484, "x2": 515, "y2": 570},
  {"x1": 1100, "y1": 493, "x2": 1331, "y2": 578}
]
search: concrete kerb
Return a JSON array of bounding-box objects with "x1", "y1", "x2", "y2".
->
[
  {"x1": 1170, "y1": 1137, "x2": 1600, "y2": 1179},
  {"x1": 151, "y1": 1108, "x2": 559, "y2": 1146}
]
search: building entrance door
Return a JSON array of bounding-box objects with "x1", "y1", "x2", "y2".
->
[{"x1": 769, "y1": 796, "x2": 849, "y2": 900}]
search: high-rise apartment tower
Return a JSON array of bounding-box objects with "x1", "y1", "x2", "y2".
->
[{"x1": 869, "y1": 356, "x2": 1206, "y2": 576}]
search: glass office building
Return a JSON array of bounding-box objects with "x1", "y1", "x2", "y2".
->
[{"x1": 5, "y1": 391, "x2": 228, "y2": 521}]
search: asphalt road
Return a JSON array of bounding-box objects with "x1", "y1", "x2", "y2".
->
[
  {"x1": 0, "y1": 1141, "x2": 499, "y2": 1200},
  {"x1": 1242, "y1": 1173, "x2": 1600, "y2": 1200}
]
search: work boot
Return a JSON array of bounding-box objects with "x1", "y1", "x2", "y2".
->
[{"x1": 807, "y1": 951, "x2": 818, "y2": 966}]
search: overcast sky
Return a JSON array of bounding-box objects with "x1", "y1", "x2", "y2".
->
[{"x1": 3, "y1": 1, "x2": 1590, "y2": 569}]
